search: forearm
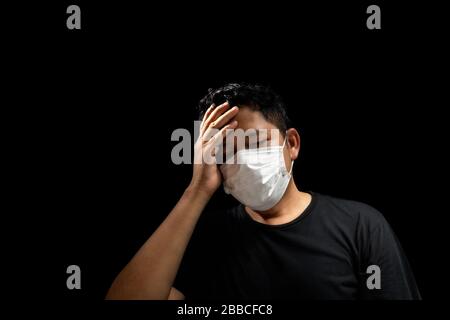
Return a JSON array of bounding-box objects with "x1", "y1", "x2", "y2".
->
[{"x1": 105, "y1": 185, "x2": 211, "y2": 300}]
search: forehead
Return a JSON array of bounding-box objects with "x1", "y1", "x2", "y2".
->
[
  {"x1": 228, "y1": 106, "x2": 283, "y2": 145},
  {"x1": 233, "y1": 106, "x2": 278, "y2": 132}
]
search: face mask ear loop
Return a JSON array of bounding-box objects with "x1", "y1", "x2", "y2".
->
[
  {"x1": 282, "y1": 134, "x2": 287, "y2": 148},
  {"x1": 289, "y1": 160, "x2": 294, "y2": 175}
]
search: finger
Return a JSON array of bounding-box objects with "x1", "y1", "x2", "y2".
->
[
  {"x1": 210, "y1": 106, "x2": 239, "y2": 129},
  {"x1": 202, "y1": 101, "x2": 230, "y2": 132},
  {"x1": 200, "y1": 104, "x2": 215, "y2": 131},
  {"x1": 204, "y1": 106, "x2": 239, "y2": 139},
  {"x1": 201, "y1": 120, "x2": 237, "y2": 165},
  {"x1": 202, "y1": 121, "x2": 238, "y2": 165},
  {"x1": 211, "y1": 120, "x2": 238, "y2": 144}
]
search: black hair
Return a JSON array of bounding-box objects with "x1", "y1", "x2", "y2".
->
[{"x1": 198, "y1": 83, "x2": 291, "y2": 133}]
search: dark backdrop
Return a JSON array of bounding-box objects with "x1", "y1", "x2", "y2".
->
[{"x1": 15, "y1": 1, "x2": 446, "y2": 302}]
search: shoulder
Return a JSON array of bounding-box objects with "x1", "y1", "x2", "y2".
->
[{"x1": 313, "y1": 192, "x2": 387, "y2": 230}]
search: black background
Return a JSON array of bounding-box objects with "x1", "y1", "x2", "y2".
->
[{"x1": 9, "y1": 0, "x2": 448, "y2": 312}]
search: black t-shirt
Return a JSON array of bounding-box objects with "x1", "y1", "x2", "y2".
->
[{"x1": 174, "y1": 192, "x2": 421, "y2": 299}]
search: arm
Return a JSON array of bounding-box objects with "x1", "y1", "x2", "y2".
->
[
  {"x1": 105, "y1": 102, "x2": 239, "y2": 300},
  {"x1": 105, "y1": 184, "x2": 211, "y2": 300}
]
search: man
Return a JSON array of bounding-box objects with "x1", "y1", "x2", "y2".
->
[{"x1": 106, "y1": 83, "x2": 420, "y2": 300}]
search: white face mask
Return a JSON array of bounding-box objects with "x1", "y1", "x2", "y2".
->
[{"x1": 220, "y1": 137, "x2": 293, "y2": 211}]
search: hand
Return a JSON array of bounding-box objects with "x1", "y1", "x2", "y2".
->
[{"x1": 188, "y1": 102, "x2": 239, "y2": 196}]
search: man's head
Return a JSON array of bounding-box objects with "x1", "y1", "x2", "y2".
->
[{"x1": 198, "y1": 83, "x2": 301, "y2": 211}]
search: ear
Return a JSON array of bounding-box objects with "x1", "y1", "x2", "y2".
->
[{"x1": 286, "y1": 128, "x2": 300, "y2": 160}]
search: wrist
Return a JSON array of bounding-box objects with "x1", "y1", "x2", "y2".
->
[{"x1": 185, "y1": 182, "x2": 215, "y2": 200}]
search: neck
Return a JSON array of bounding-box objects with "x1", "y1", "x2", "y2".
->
[{"x1": 245, "y1": 180, "x2": 312, "y2": 226}]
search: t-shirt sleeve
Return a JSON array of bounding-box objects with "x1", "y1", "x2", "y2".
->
[{"x1": 356, "y1": 205, "x2": 421, "y2": 299}]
